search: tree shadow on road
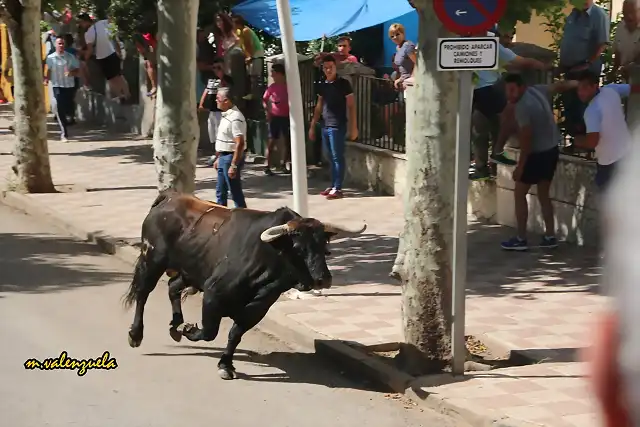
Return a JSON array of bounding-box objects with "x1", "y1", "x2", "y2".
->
[
  {"x1": 143, "y1": 344, "x2": 389, "y2": 392},
  {"x1": 0, "y1": 232, "x2": 130, "y2": 294}
]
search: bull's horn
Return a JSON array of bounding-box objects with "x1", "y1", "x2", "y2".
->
[
  {"x1": 260, "y1": 224, "x2": 291, "y2": 243},
  {"x1": 324, "y1": 222, "x2": 367, "y2": 238}
]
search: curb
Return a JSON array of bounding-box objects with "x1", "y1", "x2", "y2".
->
[{"x1": 1, "y1": 190, "x2": 541, "y2": 427}]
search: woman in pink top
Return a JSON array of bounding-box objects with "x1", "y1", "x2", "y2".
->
[
  {"x1": 262, "y1": 63, "x2": 291, "y2": 176},
  {"x1": 214, "y1": 13, "x2": 240, "y2": 57}
]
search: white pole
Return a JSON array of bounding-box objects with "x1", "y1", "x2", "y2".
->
[
  {"x1": 451, "y1": 70, "x2": 472, "y2": 376},
  {"x1": 276, "y1": 0, "x2": 309, "y2": 217}
]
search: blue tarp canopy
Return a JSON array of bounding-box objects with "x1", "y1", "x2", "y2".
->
[{"x1": 232, "y1": 0, "x2": 415, "y2": 41}]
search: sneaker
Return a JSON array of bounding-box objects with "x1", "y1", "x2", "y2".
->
[
  {"x1": 469, "y1": 170, "x2": 492, "y2": 181},
  {"x1": 279, "y1": 166, "x2": 291, "y2": 175},
  {"x1": 326, "y1": 189, "x2": 344, "y2": 200},
  {"x1": 264, "y1": 167, "x2": 274, "y2": 176},
  {"x1": 501, "y1": 236, "x2": 528, "y2": 251},
  {"x1": 540, "y1": 235, "x2": 558, "y2": 249},
  {"x1": 206, "y1": 156, "x2": 216, "y2": 167},
  {"x1": 60, "y1": 136, "x2": 69, "y2": 143},
  {"x1": 490, "y1": 152, "x2": 517, "y2": 166},
  {"x1": 320, "y1": 187, "x2": 333, "y2": 196}
]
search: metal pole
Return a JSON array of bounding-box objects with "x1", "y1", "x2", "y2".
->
[
  {"x1": 275, "y1": 0, "x2": 309, "y2": 217},
  {"x1": 451, "y1": 70, "x2": 472, "y2": 376}
]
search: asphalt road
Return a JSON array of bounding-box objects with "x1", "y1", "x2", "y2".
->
[{"x1": 0, "y1": 203, "x2": 458, "y2": 427}]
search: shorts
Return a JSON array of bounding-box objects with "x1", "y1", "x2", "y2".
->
[
  {"x1": 519, "y1": 146, "x2": 559, "y2": 185},
  {"x1": 269, "y1": 116, "x2": 290, "y2": 140},
  {"x1": 595, "y1": 162, "x2": 618, "y2": 192},
  {"x1": 98, "y1": 52, "x2": 121, "y2": 81},
  {"x1": 473, "y1": 84, "x2": 507, "y2": 119}
]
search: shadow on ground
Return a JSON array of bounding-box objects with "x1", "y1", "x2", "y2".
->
[
  {"x1": 0, "y1": 231, "x2": 130, "y2": 294},
  {"x1": 466, "y1": 222, "x2": 601, "y2": 299},
  {"x1": 144, "y1": 344, "x2": 387, "y2": 392}
]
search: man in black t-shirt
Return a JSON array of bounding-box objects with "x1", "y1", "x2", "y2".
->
[
  {"x1": 198, "y1": 57, "x2": 234, "y2": 166},
  {"x1": 309, "y1": 55, "x2": 358, "y2": 200}
]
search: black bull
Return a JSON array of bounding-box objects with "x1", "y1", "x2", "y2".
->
[{"x1": 122, "y1": 191, "x2": 366, "y2": 379}]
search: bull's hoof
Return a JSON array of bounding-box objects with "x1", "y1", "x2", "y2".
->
[
  {"x1": 169, "y1": 325, "x2": 183, "y2": 342},
  {"x1": 218, "y1": 367, "x2": 236, "y2": 380},
  {"x1": 128, "y1": 330, "x2": 142, "y2": 348},
  {"x1": 185, "y1": 287, "x2": 199, "y2": 295},
  {"x1": 177, "y1": 322, "x2": 197, "y2": 334}
]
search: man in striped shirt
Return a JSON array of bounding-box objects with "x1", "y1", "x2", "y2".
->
[{"x1": 45, "y1": 37, "x2": 79, "y2": 142}]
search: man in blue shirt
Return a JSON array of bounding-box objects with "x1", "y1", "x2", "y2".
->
[
  {"x1": 558, "y1": 0, "x2": 610, "y2": 149},
  {"x1": 45, "y1": 37, "x2": 79, "y2": 142}
]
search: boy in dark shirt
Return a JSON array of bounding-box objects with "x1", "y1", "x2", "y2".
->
[
  {"x1": 309, "y1": 55, "x2": 358, "y2": 200},
  {"x1": 198, "y1": 57, "x2": 234, "y2": 166}
]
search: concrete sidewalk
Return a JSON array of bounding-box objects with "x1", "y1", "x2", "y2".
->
[{"x1": 0, "y1": 120, "x2": 604, "y2": 427}]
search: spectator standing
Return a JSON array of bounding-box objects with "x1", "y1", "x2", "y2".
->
[
  {"x1": 262, "y1": 63, "x2": 291, "y2": 176},
  {"x1": 212, "y1": 87, "x2": 247, "y2": 208},
  {"x1": 45, "y1": 37, "x2": 80, "y2": 142},
  {"x1": 499, "y1": 74, "x2": 579, "y2": 251},
  {"x1": 232, "y1": 15, "x2": 265, "y2": 78},
  {"x1": 198, "y1": 57, "x2": 234, "y2": 166},
  {"x1": 134, "y1": 32, "x2": 157, "y2": 97},
  {"x1": 77, "y1": 13, "x2": 131, "y2": 101},
  {"x1": 196, "y1": 27, "x2": 217, "y2": 99},
  {"x1": 388, "y1": 23, "x2": 416, "y2": 90},
  {"x1": 558, "y1": 0, "x2": 609, "y2": 144},
  {"x1": 612, "y1": 0, "x2": 640, "y2": 82},
  {"x1": 336, "y1": 36, "x2": 358, "y2": 64},
  {"x1": 215, "y1": 13, "x2": 241, "y2": 58},
  {"x1": 573, "y1": 71, "x2": 639, "y2": 193},
  {"x1": 309, "y1": 55, "x2": 358, "y2": 200},
  {"x1": 63, "y1": 33, "x2": 79, "y2": 125}
]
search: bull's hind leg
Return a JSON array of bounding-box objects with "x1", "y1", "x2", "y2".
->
[
  {"x1": 123, "y1": 250, "x2": 166, "y2": 348},
  {"x1": 168, "y1": 275, "x2": 188, "y2": 342},
  {"x1": 180, "y1": 290, "x2": 222, "y2": 343},
  {"x1": 218, "y1": 292, "x2": 280, "y2": 380}
]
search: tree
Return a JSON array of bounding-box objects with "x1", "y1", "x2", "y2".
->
[
  {"x1": 1, "y1": 0, "x2": 56, "y2": 193},
  {"x1": 396, "y1": 0, "x2": 457, "y2": 375},
  {"x1": 152, "y1": 0, "x2": 200, "y2": 193},
  {"x1": 397, "y1": 0, "x2": 575, "y2": 374}
]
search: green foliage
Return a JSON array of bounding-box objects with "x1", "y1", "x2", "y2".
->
[
  {"x1": 499, "y1": 0, "x2": 566, "y2": 30},
  {"x1": 540, "y1": 5, "x2": 565, "y2": 54}
]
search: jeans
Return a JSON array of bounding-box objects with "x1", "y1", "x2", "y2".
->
[
  {"x1": 52, "y1": 86, "x2": 75, "y2": 138},
  {"x1": 216, "y1": 152, "x2": 247, "y2": 208},
  {"x1": 321, "y1": 126, "x2": 347, "y2": 190}
]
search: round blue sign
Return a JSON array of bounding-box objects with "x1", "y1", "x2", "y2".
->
[{"x1": 434, "y1": 0, "x2": 507, "y2": 35}]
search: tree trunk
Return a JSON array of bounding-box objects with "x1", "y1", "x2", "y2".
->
[
  {"x1": 396, "y1": 0, "x2": 457, "y2": 376},
  {"x1": 153, "y1": 0, "x2": 199, "y2": 193},
  {"x1": 2, "y1": 0, "x2": 55, "y2": 193}
]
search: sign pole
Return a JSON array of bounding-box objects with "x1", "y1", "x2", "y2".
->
[
  {"x1": 275, "y1": 0, "x2": 309, "y2": 217},
  {"x1": 451, "y1": 70, "x2": 472, "y2": 376}
]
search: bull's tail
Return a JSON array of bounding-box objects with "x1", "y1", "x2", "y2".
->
[{"x1": 122, "y1": 254, "x2": 147, "y2": 309}]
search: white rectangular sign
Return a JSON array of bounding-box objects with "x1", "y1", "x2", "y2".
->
[{"x1": 437, "y1": 37, "x2": 499, "y2": 71}]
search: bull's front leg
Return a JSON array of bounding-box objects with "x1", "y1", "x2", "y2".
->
[
  {"x1": 179, "y1": 290, "x2": 221, "y2": 343},
  {"x1": 218, "y1": 291, "x2": 280, "y2": 380}
]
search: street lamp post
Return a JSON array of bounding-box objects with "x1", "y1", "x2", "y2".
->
[{"x1": 275, "y1": 0, "x2": 309, "y2": 217}]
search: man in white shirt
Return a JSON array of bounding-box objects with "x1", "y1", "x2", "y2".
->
[
  {"x1": 574, "y1": 70, "x2": 639, "y2": 192},
  {"x1": 77, "y1": 13, "x2": 130, "y2": 101},
  {"x1": 213, "y1": 87, "x2": 247, "y2": 208},
  {"x1": 613, "y1": 0, "x2": 640, "y2": 82},
  {"x1": 45, "y1": 37, "x2": 79, "y2": 142}
]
